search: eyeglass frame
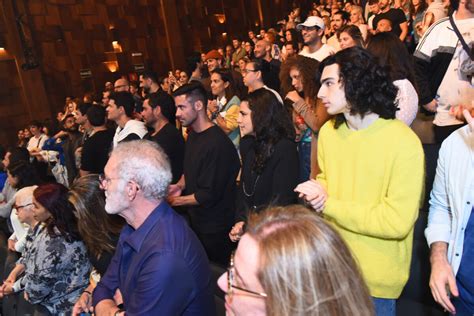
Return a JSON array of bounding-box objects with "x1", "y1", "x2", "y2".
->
[
  {"x1": 227, "y1": 251, "x2": 267, "y2": 299},
  {"x1": 98, "y1": 173, "x2": 123, "y2": 190},
  {"x1": 13, "y1": 203, "x2": 34, "y2": 210},
  {"x1": 241, "y1": 68, "x2": 259, "y2": 75}
]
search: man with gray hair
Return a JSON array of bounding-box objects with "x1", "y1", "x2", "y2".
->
[{"x1": 92, "y1": 140, "x2": 214, "y2": 316}]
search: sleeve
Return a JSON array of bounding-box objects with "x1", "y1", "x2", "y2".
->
[
  {"x1": 394, "y1": 80, "x2": 419, "y2": 126},
  {"x1": 0, "y1": 197, "x2": 14, "y2": 218},
  {"x1": 293, "y1": 99, "x2": 330, "y2": 132},
  {"x1": 425, "y1": 140, "x2": 451, "y2": 246},
  {"x1": 223, "y1": 104, "x2": 240, "y2": 132},
  {"x1": 92, "y1": 241, "x2": 122, "y2": 305},
  {"x1": 125, "y1": 253, "x2": 195, "y2": 315},
  {"x1": 80, "y1": 140, "x2": 95, "y2": 172},
  {"x1": 395, "y1": 8, "x2": 407, "y2": 23},
  {"x1": 271, "y1": 141, "x2": 299, "y2": 205},
  {"x1": 321, "y1": 134, "x2": 425, "y2": 240},
  {"x1": 14, "y1": 233, "x2": 27, "y2": 252}
]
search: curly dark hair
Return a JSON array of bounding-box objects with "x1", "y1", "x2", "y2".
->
[
  {"x1": 319, "y1": 47, "x2": 398, "y2": 129},
  {"x1": 280, "y1": 55, "x2": 320, "y2": 99},
  {"x1": 33, "y1": 183, "x2": 82, "y2": 242},
  {"x1": 246, "y1": 89, "x2": 295, "y2": 174}
]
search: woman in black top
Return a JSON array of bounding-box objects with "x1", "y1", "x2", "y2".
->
[
  {"x1": 229, "y1": 89, "x2": 299, "y2": 242},
  {"x1": 68, "y1": 174, "x2": 124, "y2": 315}
]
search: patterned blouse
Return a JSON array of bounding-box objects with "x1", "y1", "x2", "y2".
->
[{"x1": 17, "y1": 224, "x2": 91, "y2": 314}]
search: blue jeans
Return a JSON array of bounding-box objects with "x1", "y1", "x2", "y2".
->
[
  {"x1": 372, "y1": 297, "x2": 396, "y2": 316},
  {"x1": 298, "y1": 141, "x2": 311, "y2": 182}
]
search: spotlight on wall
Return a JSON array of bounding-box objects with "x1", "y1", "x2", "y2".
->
[
  {"x1": 103, "y1": 61, "x2": 119, "y2": 73},
  {"x1": 214, "y1": 14, "x2": 226, "y2": 24}
]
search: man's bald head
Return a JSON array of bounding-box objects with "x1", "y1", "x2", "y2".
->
[
  {"x1": 254, "y1": 40, "x2": 271, "y2": 59},
  {"x1": 114, "y1": 78, "x2": 130, "y2": 92}
]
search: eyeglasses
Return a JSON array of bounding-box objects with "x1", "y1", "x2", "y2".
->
[
  {"x1": 13, "y1": 203, "x2": 34, "y2": 210},
  {"x1": 99, "y1": 174, "x2": 122, "y2": 190},
  {"x1": 242, "y1": 68, "x2": 259, "y2": 75},
  {"x1": 227, "y1": 251, "x2": 267, "y2": 299}
]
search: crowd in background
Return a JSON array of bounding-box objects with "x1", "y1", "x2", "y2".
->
[{"x1": 0, "y1": 0, "x2": 472, "y2": 314}]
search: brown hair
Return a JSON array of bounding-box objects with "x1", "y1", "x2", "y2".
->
[
  {"x1": 280, "y1": 55, "x2": 321, "y2": 102},
  {"x1": 246, "y1": 205, "x2": 374, "y2": 316},
  {"x1": 68, "y1": 174, "x2": 124, "y2": 258}
]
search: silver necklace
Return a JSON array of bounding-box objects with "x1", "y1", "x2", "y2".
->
[{"x1": 242, "y1": 175, "x2": 260, "y2": 197}]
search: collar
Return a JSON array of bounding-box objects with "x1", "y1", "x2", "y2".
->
[{"x1": 122, "y1": 201, "x2": 171, "y2": 252}]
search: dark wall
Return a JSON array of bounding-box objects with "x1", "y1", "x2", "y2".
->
[{"x1": 0, "y1": 0, "x2": 294, "y2": 146}]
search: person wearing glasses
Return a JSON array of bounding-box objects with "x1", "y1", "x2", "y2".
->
[
  {"x1": 241, "y1": 59, "x2": 283, "y2": 104},
  {"x1": 297, "y1": 16, "x2": 336, "y2": 62},
  {"x1": 93, "y1": 140, "x2": 214, "y2": 316},
  {"x1": 219, "y1": 205, "x2": 374, "y2": 316}
]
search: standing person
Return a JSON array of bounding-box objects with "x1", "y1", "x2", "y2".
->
[
  {"x1": 59, "y1": 114, "x2": 83, "y2": 185},
  {"x1": 139, "y1": 71, "x2": 160, "y2": 95},
  {"x1": 231, "y1": 38, "x2": 247, "y2": 66},
  {"x1": 373, "y1": 0, "x2": 409, "y2": 41},
  {"x1": 295, "y1": 47, "x2": 424, "y2": 316},
  {"x1": 241, "y1": 59, "x2": 283, "y2": 103},
  {"x1": 170, "y1": 83, "x2": 240, "y2": 266},
  {"x1": 229, "y1": 89, "x2": 298, "y2": 242},
  {"x1": 141, "y1": 91, "x2": 185, "y2": 184},
  {"x1": 413, "y1": 0, "x2": 474, "y2": 144},
  {"x1": 79, "y1": 105, "x2": 113, "y2": 176},
  {"x1": 92, "y1": 140, "x2": 215, "y2": 315},
  {"x1": 409, "y1": 0, "x2": 428, "y2": 46},
  {"x1": 208, "y1": 68, "x2": 241, "y2": 148},
  {"x1": 297, "y1": 16, "x2": 336, "y2": 61},
  {"x1": 425, "y1": 110, "x2": 474, "y2": 315},
  {"x1": 107, "y1": 91, "x2": 147, "y2": 148},
  {"x1": 253, "y1": 40, "x2": 281, "y2": 91},
  {"x1": 281, "y1": 55, "x2": 331, "y2": 179},
  {"x1": 367, "y1": 32, "x2": 419, "y2": 126}
]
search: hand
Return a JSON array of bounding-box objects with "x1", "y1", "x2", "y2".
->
[
  {"x1": 294, "y1": 180, "x2": 327, "y2": 212},
  {"x1": 229, "y1": 221, "x2": 245, "y2": 242},
  {"x1": 0, "y1": 283, "x2": 13, "y2": 298},
  {"x1": 167, "y1": 184, "x2": 182, "y2": 198},
  {"x1": 94, "y1": 299, "x2": 119, "y2": 316},
  {"x1": 285, "y1": 91, "x2": 304, "y2": 104},
  {"x1": 72, "y1": 291, "x2": 94, "y2": 315},
  {"x1": 207, "y1": 100, "x2": 219, "y2": 113},
  {"x1": 423, "y1": 99, "x2": 438, "y2": 113},
  {"x1": 429, "y1": 257, "x2": 458, "y2": 314},
  {"x1": 463, "y1": 109, "x2": 474, "y2": 132},
  {"x1": 7, "y1": 239, "x2": 16, "y2": 252}
]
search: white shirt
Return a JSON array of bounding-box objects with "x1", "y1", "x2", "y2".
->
[
  {"x1": 27, "y1": 134, "x2": 47, "y2": 152},
  {"x1": 299, "y1": 44, "x2": 336, "y2": 62},
  {"x1": 393, "y1": 79, "x2": 418, "y2": 126}
]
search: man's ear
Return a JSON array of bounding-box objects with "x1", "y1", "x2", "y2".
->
[
  {"x1": 152, "y1": 106, "x2": 162, "y2": 117},
  {"x1": 194, "y1": 100, "x2": 204, "y2": 111}
]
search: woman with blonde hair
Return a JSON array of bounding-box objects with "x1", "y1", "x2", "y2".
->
[
  {"x1": 349, "y1": 5, "x2": 369, "y2": 40},
  {"x1": 69, "y1": 174, "x2": 124, "y2": 315},
  {"x1": 219, "y1": 205, "x2": 374, "y2": 316}
]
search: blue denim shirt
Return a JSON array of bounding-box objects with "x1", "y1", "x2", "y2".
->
[
  {"x1": 93, "y1": 201, "x2": 215, "y2": 315},
  {"x1": 425, "y1": 125, "x2": 474, "y2": 276}
]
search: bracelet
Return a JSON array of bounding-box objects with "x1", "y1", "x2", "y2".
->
[{"x1": 83, "y1": 290, "x2": 92, "y2": 296}]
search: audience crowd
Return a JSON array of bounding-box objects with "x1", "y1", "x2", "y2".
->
[{"x1": 0, "y1": 0, "x2": 472, "y2": 315}]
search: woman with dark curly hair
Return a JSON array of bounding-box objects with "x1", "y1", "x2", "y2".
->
[
  {"x1": 295, "y1": 47, "x2": 424, "y2": 315},
  {"x1": 228, "y1": 89, "x2": 298, "y2": 242},
  {"x1": 280, "y1": 55, "x2": 331, "y2": 180},
  {"x1": 12, "y1": 183, "x2": 90, "y2": 315}
]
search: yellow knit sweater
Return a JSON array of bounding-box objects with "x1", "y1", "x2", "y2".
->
[{"x1": 317, "y1": 118, "x2": 424, "y2": 298}]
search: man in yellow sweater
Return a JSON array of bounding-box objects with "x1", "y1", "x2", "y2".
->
[{"x1": 295, "y1": 47, "x2": 424, "y2": 316}]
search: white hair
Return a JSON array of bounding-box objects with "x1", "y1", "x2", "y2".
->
[
  {"x1": 110, "y1": 140, "x2": 172, "y2": 200},
  {"x1": 15, "y1": 185, "x2": 38, "y2": 206}
]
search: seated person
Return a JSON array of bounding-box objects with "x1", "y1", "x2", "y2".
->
[{"x1": 219, "y1": 205, "x2": 374, "y2": 316}]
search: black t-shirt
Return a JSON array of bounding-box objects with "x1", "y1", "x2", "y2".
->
[
  {"x1": 184, "y1": 125, "x2": 240, "y2": 233},
  {"x1": 145, "y1": 124, "x2": 185, "y2": 184},
  {"x1": 81, "y1": 129, "x2": 114, "y2": 174},
  {"x1": 373, "y1": 8, "x2": 406, "y2": 37}
]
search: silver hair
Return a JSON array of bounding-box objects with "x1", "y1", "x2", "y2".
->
[
  {"x1": 110, "y1": 140, "x2": 172, "y2": 200},
  {"x1": 15, "y1": 185, "x2": 38, "y2": 206}
]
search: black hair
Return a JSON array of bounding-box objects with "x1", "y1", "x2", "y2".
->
[
  {"x1": 78, "y1": 102, "x2": 93, "y2": 116},
  {"x1": 172, "y1": 82, "x2": 209, "y2": 109},
  {"x1": 86, "y1": 105, "x2": 107, "y2": 127},
  {"x1": 245, "y1": 89, "x2": 295, "y2": 174},
  {"x1": 6, "y1": 147, "x2": 30, "y2": 165},
  {"x1": 7, "y1": 160, "x2": 41, "y2": 189},
  {"x1": 141, "y1": 70, "x2": 158, "y2": 84},
  {"x1": 319, "y1": 47, "x2": 398, "y2": 129},
  {"x1": 147, "y1": 91, "x2": 177, "y2": 126},
  {"x1": 29, "y1": 120, "x2": 43, "y2": 128},
  {"x1": 334, "y1": 10, "x2": 350, "y2": 22},
  {"x1": 109, "y1": 91, "x2": 136, "y2": 117},
  {"x1": 185, "y1": 52, "x2": 202, "y2": 77},
  {"x1": 210, "y1": 68, "x2": 236, "y2": 101}
]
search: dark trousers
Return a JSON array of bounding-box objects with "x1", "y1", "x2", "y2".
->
[
  {"x1": 434, "y1": 123, "x2": 466, "y2": 144},
  {"x1": 194, "y1": 230, "x2": 233, "y2": 267}
]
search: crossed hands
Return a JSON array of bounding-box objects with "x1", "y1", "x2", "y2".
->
[
  {"x1": 0, "y1": 276, "x2": 15, "y2": 298},
  {"x1": 294, "y1": 179, "x2": 327, "y2": 213}
]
